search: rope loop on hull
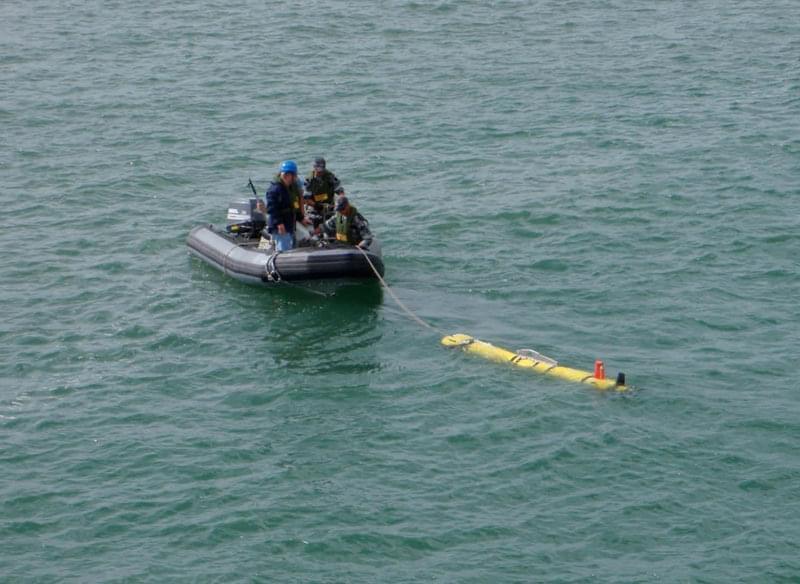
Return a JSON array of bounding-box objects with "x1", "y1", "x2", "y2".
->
[{"x1": 265, "y1": 253, "x2": 281, "y2": 282}]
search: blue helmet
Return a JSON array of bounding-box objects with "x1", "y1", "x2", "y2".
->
[{"x1": 279, "y1": 160, "x2": 298, "y2": 174}]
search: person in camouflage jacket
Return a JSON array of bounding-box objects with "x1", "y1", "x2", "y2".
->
[
  {"x1": 319, "y1": 192, "x2": 372, "y2": 249},
  {"x1": 303, "y1": 157, "x2": 341, "y2": 212}
]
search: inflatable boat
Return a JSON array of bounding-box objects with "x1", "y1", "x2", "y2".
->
[{"x1": 187, "y1": 198, "x2": 384, "y2": 286}]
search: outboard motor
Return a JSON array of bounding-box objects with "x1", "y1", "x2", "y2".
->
[{"x1": 225, "y1": 198, "x2": 266, "y2": 238}]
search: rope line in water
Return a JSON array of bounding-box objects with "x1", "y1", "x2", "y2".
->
[{"x1": 356, "y1": 247, "x2": 442, "y2": 334}]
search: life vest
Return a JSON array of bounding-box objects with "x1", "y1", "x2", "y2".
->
[
  {"x1": 306, "y1": 170, "x2": 336, "y2": 205},
  {"x1": 335, "y1": 206, "x2": 358, "y2": 244}
]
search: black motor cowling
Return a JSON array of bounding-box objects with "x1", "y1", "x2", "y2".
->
[{"x1": 225, "y1": 198, "x2": 266, "y2": 237}]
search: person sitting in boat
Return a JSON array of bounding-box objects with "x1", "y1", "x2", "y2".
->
[
  {"x1": 302, "y1": 191, "x2": 324, "y2": 228},
  {"x1": 303, "y1": 157, "x2": 341, "y2": 214},
  {"x1": 319, "y1": 192, "x2": 373, "y2": 249},
  {"x1": 264, "y1": 160, "x2": 310, "y2": 251}
]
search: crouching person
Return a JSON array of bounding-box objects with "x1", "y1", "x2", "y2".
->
[{"x1": 320, "y1": 193, "x2": 372, "y2": 249}]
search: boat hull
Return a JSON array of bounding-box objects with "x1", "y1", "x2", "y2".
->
[{"x1": 187, "y1": 225, "x2": 384, "y2": 285}]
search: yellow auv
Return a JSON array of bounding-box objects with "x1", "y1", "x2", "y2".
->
[{"x1": 441, "y1": 333, "x2": 627, "y2": 392}]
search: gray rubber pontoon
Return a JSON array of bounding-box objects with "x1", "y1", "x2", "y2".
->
[{"x1": 187, "y1": 225, "x2": 384, "y2": 286}]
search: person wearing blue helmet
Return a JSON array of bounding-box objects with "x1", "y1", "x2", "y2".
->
[{"x1": 264, "y1": 160, "x2": 309, "y2": 251}]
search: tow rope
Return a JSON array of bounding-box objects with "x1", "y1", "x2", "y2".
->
[{"x1": 356, "y1": 247, "x2": 443, "y2": 334}]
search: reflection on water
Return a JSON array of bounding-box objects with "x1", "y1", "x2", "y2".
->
[{"x1": 238, "y1": 280, "x2": 385, "y2": 375}]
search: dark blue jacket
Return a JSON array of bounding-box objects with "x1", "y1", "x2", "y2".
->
[{"x1": 264, "y1": 180, "x2": 295, "y2": 234}]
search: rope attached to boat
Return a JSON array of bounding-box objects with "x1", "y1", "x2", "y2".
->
[
  {"x1": 356, "y1": 246, "x2": 443, "y2": 334},
  {"x1": 265, "y1": 252, "x2": 281, "y2": 282}
]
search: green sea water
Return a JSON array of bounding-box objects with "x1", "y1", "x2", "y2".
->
[{"x1": 2, "y1": 1, "x2": 799, "y2": 582}]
